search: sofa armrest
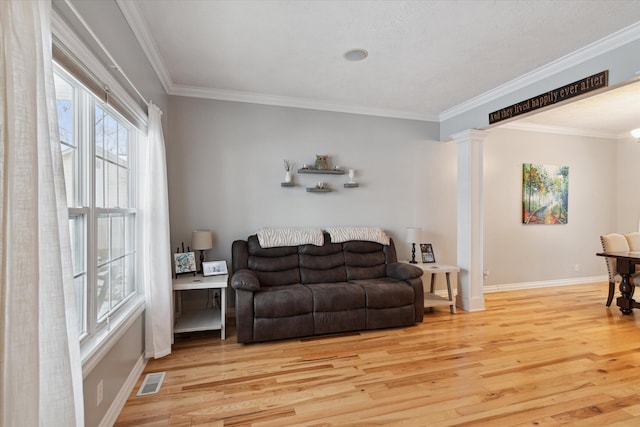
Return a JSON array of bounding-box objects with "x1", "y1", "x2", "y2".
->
[
  {"x1": 386, "y1": 262, "x2": 423, "y2": 281},
  {"x1": 231, "y1": 269, "x2": 261, "y2": 291}
]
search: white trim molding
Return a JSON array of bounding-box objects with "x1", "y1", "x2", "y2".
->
[
  {"x1": 171, "y1": 84, "x2": 437, "y2": 121},
  {"x1": 483, "y1": 276, "x2": 608, "y2": 293},
  {"x1": 115, "y1": 0, "x2": 172, "y2": 94},
  {"x1": 51, "y1": 7, "x2": 148, "y2": 128},
  {"x1": 98, "y1": 355, "x2": 147, "y2": 427},
  {"x1": 116, "y1": 1, "x2": 640, "y2": 124},
  {"x1": 499, "y1": 122, "x2": 620, "y2": 140}
]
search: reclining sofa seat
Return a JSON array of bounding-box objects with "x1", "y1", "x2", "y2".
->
[{"x1": 231, "y1": 232, "x2": 424, "y2": 343}]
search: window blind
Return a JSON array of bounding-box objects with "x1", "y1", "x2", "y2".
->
[{"x1": 52, "y1": 36, "x2": 147, "y2": 131}]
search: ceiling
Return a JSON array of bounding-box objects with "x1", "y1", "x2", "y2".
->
[
  {"x1": 509, "y1": 79, "x2": 640, "y2": 138},
  {"x1": 121, "y1": 0, "x2": 640, "y2": 136}
]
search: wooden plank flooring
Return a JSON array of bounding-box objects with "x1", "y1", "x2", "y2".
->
[{"x1": 115, "y1": 283, "x2": 640, "y2": 426}]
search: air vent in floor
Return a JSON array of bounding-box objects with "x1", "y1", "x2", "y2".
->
[{"x1": 136, "y1": 372, "x2": 166, "y2": 396}]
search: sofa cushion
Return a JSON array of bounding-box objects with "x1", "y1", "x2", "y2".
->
[
  {"x1": 254, "y1": 314, "x2": 314, "y2": 342},
  {"x1": 307, "y1": 282, "x2": 365, "y2": 312},
  {"x1": 367, "y1": 306, "x2": 416, "y2": 330},
  {"x1": 246, "y1": 235, "x2": 302, "y2": 286},
  {"x1": 314, "y1": 310, "x2": 366, "y2": 335},
  {"x1": 254, "y1": 284, "x2": 312, "y2": 317},
  {"x1": 351, "y1": 278, "x2": 415, "y2": 308},
  {"x1": 300, "y1": 252, "x2": 347, "y2": 284},
  {"x1": 299, "y1": 235, "x2": 347, "y2": 284},
  {"x1": 343, "y1": 241, "x2": 387, "y2": 280}
]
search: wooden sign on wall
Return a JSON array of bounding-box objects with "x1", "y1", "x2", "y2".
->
[{"x1": 489, "y1": 70, "x2": 608, "y2": 124}]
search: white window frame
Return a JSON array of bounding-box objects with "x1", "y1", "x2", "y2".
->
[
  {"x1": 52, "y1": 10, "x2": 148, "y2": 376},
  {"x1": 55, "y1": 64, "x2": 144, "y2": 373}
]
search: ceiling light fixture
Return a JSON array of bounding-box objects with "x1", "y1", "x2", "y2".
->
[
  {"x1": 344, "y1": 48, "x2": 368, "y2": 62},
  {"x1": 631, "y1": 128, "x2": 640, "y2": 140}
]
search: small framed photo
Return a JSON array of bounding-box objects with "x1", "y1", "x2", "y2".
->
[
  {"x1": 174, "y1": 252, "x2": 196, "y2": 278},
  {"x1": 203, "y1": 260, "x2": 228, "y2": 276},
  {"x1": 420, "y1": 244, "x2": 435, "y2": 263}
]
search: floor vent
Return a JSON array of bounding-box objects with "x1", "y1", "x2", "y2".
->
[{"x1": 137, "y1": 372, "x2": 166, "y2": 396}]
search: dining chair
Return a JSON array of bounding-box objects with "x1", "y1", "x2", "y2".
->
[
  {"x1": 624, "y1": 232, "x2": 640, "y2": 251},
  {"x1": 600, "y1": 233, "x2": 640, "y2": 306}
]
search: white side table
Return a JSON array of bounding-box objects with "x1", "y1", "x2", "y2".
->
[
  {"x1": 172, "y1": 274, "x2": 228, "y2": 340},
  {"x1": 402, "y1": 262, "x2": 459, "y2": 314}
]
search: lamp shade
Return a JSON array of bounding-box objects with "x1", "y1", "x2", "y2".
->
[
  {"x1": 631, "y1": 128, "x2": 640, "y2": 139},
  {"x1": 406, "y1": 227, "x2": 422, "y2": 243},
  {"x1": 191, "y1": 230, "x2": 213, "y2": 250}
]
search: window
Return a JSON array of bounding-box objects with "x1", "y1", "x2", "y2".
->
[{"x1": 54, "y1": 65, "x2": 139, "y2": 347}]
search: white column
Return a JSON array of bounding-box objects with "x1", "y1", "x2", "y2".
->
[{"x1": 452, "y1": 129, "x2": 488, "y2": 312}]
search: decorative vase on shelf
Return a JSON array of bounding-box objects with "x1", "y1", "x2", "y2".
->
[
  {"x1": 285, "y1": 171, "x2": 292, "y2": 183},
  {"x1": 348, "y1": 169, "x2": 355, "y2": 183}
]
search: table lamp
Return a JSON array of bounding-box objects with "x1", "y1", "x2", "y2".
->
[
  {"x1": 406, "y1": 227, "x2": 422, "y2": 264},
  {"x1": 192, "y1": 230, "x2": 213, "y2": 273}
]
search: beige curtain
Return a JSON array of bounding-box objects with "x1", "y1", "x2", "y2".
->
[{"x1": 0, "y1": 1, "x2": 84, "y2": 425}]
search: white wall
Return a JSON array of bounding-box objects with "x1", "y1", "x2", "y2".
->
[
  {"x1": 166, "y1": 96, "x2": 458, "y2": 267},
  {"x1": 617, "y1": 135, "x2": 640, "y2": 232},
  {"x1": 483, "y1": 127, "x2": 619, "y2": 286}
]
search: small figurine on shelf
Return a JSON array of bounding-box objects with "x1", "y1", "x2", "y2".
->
[{"x1": 314, "y1": 155, "x2": 329, "y2": 170}]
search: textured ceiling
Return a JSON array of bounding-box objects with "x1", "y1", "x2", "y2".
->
[
  {"x1": 514, "y1": 80, "x2": 640, "y2": 138},
  {"x1": 123, "y1": 0, "x2": 640, "y2": 134}
]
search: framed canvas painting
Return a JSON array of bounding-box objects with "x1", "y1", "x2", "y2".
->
[
  {"x1": 522, "y1": 163, "x2": 568, "y2": 225},
  {"x1": 174, "y1": 252, "x2": 196, "y2": 278}
]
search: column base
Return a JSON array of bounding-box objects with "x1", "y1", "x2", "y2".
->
[{"x1": 456, "y1": 294, "x2": 485, "y2": 312}]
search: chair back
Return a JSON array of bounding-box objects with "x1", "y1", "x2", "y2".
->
[
  {"x1": 625, "y1": 232, "x2": 640, "y2": 251},
  {"x1": 600, "y1": 233, "x2": 630, "y2": 282}
]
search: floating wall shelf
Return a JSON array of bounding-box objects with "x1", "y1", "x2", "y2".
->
[
  {"x1": 280, "y1": 158, "x2": 358, "y2": 192},
  {"x1": 298, "y1": 168, "x2": 345, "y2": 175}
]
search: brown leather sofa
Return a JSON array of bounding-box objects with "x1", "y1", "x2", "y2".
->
[{"x1": 231, "y1": 233, "x2": 424, "y2": 343}]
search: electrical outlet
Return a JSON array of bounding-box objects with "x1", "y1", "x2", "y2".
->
[
  {"x1": 483, "y1": 270, "x2": 490, "y2": 279},
  {"x1": 97, "y1": 379, "x2": 103, "y2": 406},
  {"x1": 574, "y1": 264, "x2": 580, "y2": 272}
]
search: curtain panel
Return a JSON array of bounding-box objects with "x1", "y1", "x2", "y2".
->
[
  {"x1": 140, "y1": 102, "x2": 173, "y2": 359},
  {"x1": 1, "y1": 0, "x2": 84, "y2": 425}
]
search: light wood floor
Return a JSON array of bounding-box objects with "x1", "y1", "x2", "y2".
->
[{"x1": 115, "y1": 283, "x2": 640, "y2": 426}]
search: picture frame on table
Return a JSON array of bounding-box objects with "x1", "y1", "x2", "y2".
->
[
  {"x1": 420, "y1": 243, "x2": 435, "y2": 263},
  {"x1": 202, "y1": 260, "x2": 228, "y2": 276},
  {"x1": 174, "y1": 252, "x2": 197, "y2": 278}
]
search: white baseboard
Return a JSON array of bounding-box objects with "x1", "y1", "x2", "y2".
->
[
  {"x1": 436, "y1": 276, "x2": 607, "y2": 312},
  {"x1": 99, "y1": 355, "x2": 147, "y2": 427},
  {"x1": 482, "y1": 275, "x2": 607, "y2": 293}
]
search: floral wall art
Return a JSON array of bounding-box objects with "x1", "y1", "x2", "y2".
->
[{"x1": 522, "y1": 163, "x2": 569, "y2": 225}]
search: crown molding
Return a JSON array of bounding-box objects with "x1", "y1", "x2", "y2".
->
[
  {"x1": 440, "y1": 21, "x2": 640, "y2": 122},
  {"x1": 116, "y1": 0, "x2": 172, "y2": 94},
  {"x1": 170, "y1": 84, "x2": 439, "y2": 121},
  {"x1": 116, "y1": 0, "x2": 436, "y2": 122},
  {"x1": 116, "y1": 0, "x2": 639, "y2": 126},
  {"x1": 499, "y1": 121, "x2": 619, "y2": 139}
]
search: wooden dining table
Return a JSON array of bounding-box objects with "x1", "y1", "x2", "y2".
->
[{"x1": 597, "y1": 251, "x2": 640, "y2": 314}]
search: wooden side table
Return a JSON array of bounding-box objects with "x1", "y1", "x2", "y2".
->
[
  {"x1": 403, "y1": 262, "x2": 459, "y2": 314},
  {"x1": 172, "y1": 274, "x2": 228, "y2": 340}
]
